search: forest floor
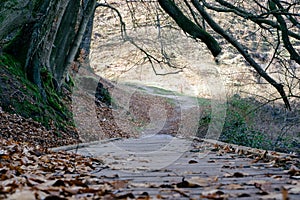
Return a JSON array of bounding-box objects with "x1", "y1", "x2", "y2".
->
[
  {"x1": 1, "y1": 127, "x2": 300, "y2": 199},
  {"x1": 1, "y1": 66, "x2": 300, "y2": 199}
]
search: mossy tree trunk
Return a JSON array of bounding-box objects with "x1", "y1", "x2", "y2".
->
[{"x1": 1, "y1": 0, "x2": 96, "y2": 96}]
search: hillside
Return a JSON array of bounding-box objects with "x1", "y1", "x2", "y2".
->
[{"x1": 89, "y1": 1, "x2": 300, "y2": 154}]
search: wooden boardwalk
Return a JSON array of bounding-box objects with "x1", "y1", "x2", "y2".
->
[{"x1": 55, "y1": 135, "x2": 300, "y2": 199}]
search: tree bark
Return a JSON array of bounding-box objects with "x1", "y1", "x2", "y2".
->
[
  {"x1": 1, "y1": 0, "x2": 96, "y2": 93},
  {"x1": 49, "y1": 0, "x2": 81, "y2": 87},
  {"x1": 0, "y1": 1, "x2": 34, "y2": 41},
  {"x1": 63, "y1": 0, "x2": 97, "y2": 83},
  {"x1": 80, "y1": 0, "x2": 96, "y2": 57}
]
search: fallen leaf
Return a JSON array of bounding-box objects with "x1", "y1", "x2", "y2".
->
[
  {"x1": 137, "y1": 191, "x2": 150, "y2": 200},
  {"x1": 201, "y1": 190, "x2": 228, "y2": 199},
  {"x1": 109, "y1": 180, "x2": 129, "y2": 189},
  {"x1": 212, "y1": 144, "x2": 220, "y2": 151},
  {"x1": 44, "y1": 195, "x2": 67, "y2": 200},
  {"x1": 281, "y1": 187, "x2": 289, "y2": 200},
  {"x1": 224, "y1": 172, "x2": 248, "y2": 178},
  {"x1": 62, "y1": 186, "x2": 82, "y2": 195},
  {"x1": 286, "y1": 165, "x2": 300, "y2": 176},
  {"x1": 237, "y1": 193, "x2": 251, "y2": 197},
  {"x1": 188, "y1": 159, "x2": 198, "y2": 164},
  {"x1": 176, "y1": 178, "x2": 201, "y2": 188},
  {"x1": 234, "y1": 172, "x2": 247, "y2": 177},
  {"x1": 254, "y1": 182, "x2": 272, "y2": 194},
  {"x1": 52, "y1": 179, "x2": 66, "y2": 187},
  {"x1": 159, "y1": 184, "x2": 174, "y2": 188},
  {"x1": 251, "y1": 150, "x2": 268, "y2": 163},
  {"x1": 114, "y1": 192, "x2": 135, "y2": 199},
  {"x1": 223, "y1": 145, "x2": 232, "y2": 152}
]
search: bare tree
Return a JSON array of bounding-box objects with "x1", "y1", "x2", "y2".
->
[{"x1": 97, "y1": 0, "x2": 299, "y2": 109}]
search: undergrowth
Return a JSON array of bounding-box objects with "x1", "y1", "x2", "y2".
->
[
  {"x1": 197, "y1": 94, "x2": 300, "y2": 154},
  {"x1": 218, "y1": 95, "x2": 270, "y2": 149}
]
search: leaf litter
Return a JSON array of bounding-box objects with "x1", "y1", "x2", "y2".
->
[
  {"x1": 1, "y1": 98, "x2": 300, "y2": 199},
  {"x1": 0, "y1": 138, "x2": 138, "y2": 199}
]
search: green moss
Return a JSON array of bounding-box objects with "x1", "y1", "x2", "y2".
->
[
  {"x1": 0, "y1": 53, "x2": 23, "y2": 76},
  {"x1": 67, "y1": 75, "x2": 75, "y2": 87},
  {"x1": 41, "y1": 68, "x2": 62, "y2": 111},
  {"x1": 11, "y1": 99, "x2": 41, "y2": 119},
  {"x1": 1, "y1": 53, "x2": 42, "y2": 99},
  {"x1": 0, "y1": 53, "x2": 75, "y2": 132}
]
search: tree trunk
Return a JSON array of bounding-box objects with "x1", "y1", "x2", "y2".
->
[
  {"x1": 63, "y1": 0, "x2": 96, "y2": 82},
  {"x1": 49, "y1": 0, "x2": 81, "y2": 87},
  {"x1": 1, "y1": 0, "x2": 96, "y2": 93}
]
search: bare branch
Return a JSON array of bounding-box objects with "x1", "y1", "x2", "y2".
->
[
  {"x1": 158, "y1": 0, "x2": 222, "y2": 57},
  {"x1": 96, "y1": 1, "x2": 184, "y2": 75},
  {"x1": 204, "y1": 0, "x2": 300, "y2": 41},
  {"x1": 96, "y1": 3, "x2": 127, "y2": 38},
  {"x1": 269, "y1": 0, "x2": 300, "y2": 65},
  {"x1": 192, "y1": 0, "x2": 291, "y2": 109}
]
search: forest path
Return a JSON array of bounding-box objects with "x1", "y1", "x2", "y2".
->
[
  {"x1": 122, "y1": 83, "x2": 203, "y2": 137},
  {"x1": 125, "y1": 83, "x2": 200, "y2": 109},
  {"x1": 63, "y1": 81, "x2": 300, "y2": 199},
  {"x1": 52, "y1": 136, "x2": 300, "y2": 199}
]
